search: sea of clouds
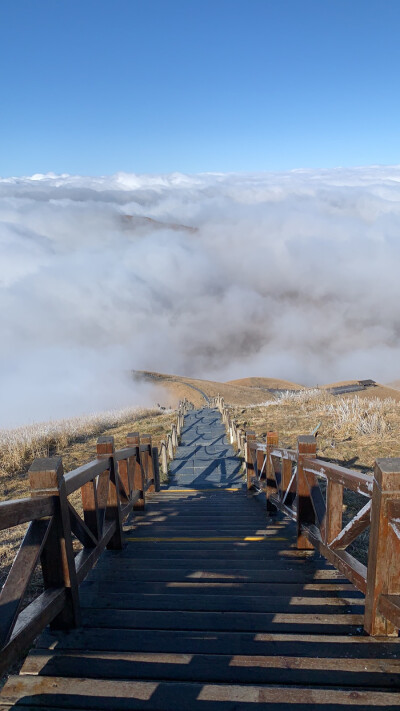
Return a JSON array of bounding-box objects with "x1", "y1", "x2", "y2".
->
[{"x1": 1, "y1": 166, "x2": 400, "y2": 425}]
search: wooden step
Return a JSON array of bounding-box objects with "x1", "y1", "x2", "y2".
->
[
  {"x1": 79, "y1": 609, "x2": 364, "y2": 634},
  {"x1": 2, "y1": 675, "x2": 399, "y2": 710},
  {"x1": 20, "y1": 649, "x2": 400, "y2": 688},
  {"x1": 79, "y1": 588, "x2": 364, "y2": 614}
]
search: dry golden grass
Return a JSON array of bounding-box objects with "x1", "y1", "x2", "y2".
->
[
  {"x1": 232, "y1": 389, "x2": 400, "y2": 469},
  {"x1": 230, "y1": 389, "x2": 400, "y2": 567},
  {"x1": 137, "y1": 371, "x2": 294, "y2": 407},
  {"x1": 0, "y1": 407, "x2": 176, "y2": 588},
  {"x1": 227, "y1": 377, "x2": 304, "y2": 390}
]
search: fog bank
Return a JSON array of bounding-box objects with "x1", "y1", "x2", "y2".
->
[{"x1": 1, "y1": 166, "x2": 400, "y2": 425}]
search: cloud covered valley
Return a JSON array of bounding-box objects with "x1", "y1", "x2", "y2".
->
[{"x1": 1, "y1": 166, "x2": 400, "y2": 426}]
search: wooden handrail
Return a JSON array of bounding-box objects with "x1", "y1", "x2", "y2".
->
[
  {"x1": 0, "y1": 399, "x2": 192, "y2": 677},
  {"x1": 216, "y1": 396, "x2": 400, "y2": 638}
]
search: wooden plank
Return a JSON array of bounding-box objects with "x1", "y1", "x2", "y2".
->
[
  {"x1": 68, "y1": 504, "x2": 97, "y2": 548},
  {"x1": 79, "y1": 589, "x2": 364, "y2": 614},
  {"x1": 98, "y1": 548, "x2": 316, "y2": 560},
  {"x1": 88, "y1": 556, "x2": 329, "y2": 569},
  {"x1": 114, "y1": 447, "x2": 138, "y2": 462},
  {"x1": 37, "y1": 627, "x2": 387, "y2": 656},
  {"x1": 3, "y1": 675, "x2": 399, "y2": 709},
  {"x1": 271, "y1": 447, "x2": 297, "y2": 462},
  {"x1": 305, "y1": 525, "x2": 367, "y2": 593},
  {"x1": 95, "y1": 470, "x2": 110, "y2": 535},
  {"x1": 325, "y1": 479, "x2": 343, "y2": 544},
  {"x1": 20, "y1": 649, "x2": 400, "y2": 687},
  {"x1": 0, "y1": 497, "x2": 54, "y2": 530},
  {"x1": 266, "y1": 431, "x2": 279, "y2": 511},
  {"x1": 297, "y1": 436, "x2": 317, "y2": 550},
  {"x1": 127, "y1": 433, "x2": 145, "y2": 511},
  {"x1": 80, "y1": 580, "x2": 361, "y2": 598},
  {"x1": 303, "y1": 457, "x2": 373, "y2": 497},
  {"x1": 379, "y1": 594, "x2": 400, "y2": 630},
  {"x1": 0, "y1": 518, "x2": 52, "y2": 647},
  {"x1": 245, "y1": 431, "x2": 256, "y2": 489},
  {"x1": 29, "y1": 457, "x2": 80, "y2": 629},
  {"x1": 81, "y1": 480, "x2": 100, "y2": 540},
  {"x1": 330, "y1": 500, "x2": 371, "y2": 550},
  {"x1": 0, "y1": 588, "x2": 65, "y2": 678},
  {"x1": 365, "y1": 458, "x2": 400, "y2": 635},
  {"x1": 79, "y1": 608, "x2": 364, "y2": 634},
  {"x1": 75, "y1": 521, "x2": 116, "y2": 584},
  {"x1": 97, "y1": 438, "x2": 123, "y2": 551},
  {"x1": 89, "y1": 566, "x2": 346, "y2": 583},
  {"x1": 64, "y1": 458, "x2": 108, "y2": 496}
]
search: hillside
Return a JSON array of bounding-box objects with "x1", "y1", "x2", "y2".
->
[
  {"x1": 226, "y1": 377, "x2": 304, "y2": 390},
  {"x1": 135, "y1": 371, "x2": 278, "y2": 407},
  {"x1": 136, "y1": 370, "x2": 400, "y2": 406}
]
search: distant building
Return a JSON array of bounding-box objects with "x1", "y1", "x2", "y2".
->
[{"x1": 358, "y1": 379, "x2": 376, "y2": 388}]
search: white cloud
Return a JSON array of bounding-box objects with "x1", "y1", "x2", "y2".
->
[{"x1": 1, "y1": 166, "x2": 400, "y2": 425}]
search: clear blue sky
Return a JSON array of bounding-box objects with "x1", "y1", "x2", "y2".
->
[{"x1": 1, "y1": 0, "x2": 400, "y2": 175}]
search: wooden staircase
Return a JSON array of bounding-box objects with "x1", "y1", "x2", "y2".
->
[{"x1": 1, "y1": 409, "x2": 400, "y2": 709}]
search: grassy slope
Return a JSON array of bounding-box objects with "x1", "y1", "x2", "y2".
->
[{"x1": 0, "y1": 410, "x2": 176, "y2": 586}]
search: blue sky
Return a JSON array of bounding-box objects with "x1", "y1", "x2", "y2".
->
[{"x1": 1, "y1": 0, "x2": 400, "y2": 175}]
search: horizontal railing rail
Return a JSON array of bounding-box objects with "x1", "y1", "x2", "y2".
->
[
  {"x1": 214, "y1": 394, "x2": 400, "y2": 637},
  {"x1": 0, "y1": 398, "x2": 192, "y2": 677}
]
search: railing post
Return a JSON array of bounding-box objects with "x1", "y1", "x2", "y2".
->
[
  {"x1": 142, "y1": 434, "x2": 155, "y2": 493},
  {"x1": 127, "y1": 432, "x2": 145, "y2": 511},
  {"x1": 97, "y1": 436, "x2": 123, "y2": 550},
  {"x1": 28, "y1": 456, "x2": 81, "y2": 629},
  {"x1": 152, "y1": 447, "x2": 161, "y2": 492},
  {"x1": 172, "y1": 424, "x2": 178, "y2": 450},
  {"x1": 81, "y1": 476, "x2": 101, "y2": 541},
  {"x1": 325, "y1": 480, "x2": 343, "y2": 544},
  {"x1": 296, "y1": 435, "x2": 317, "y2": 549},
  {"x1": 281, "y1": 458, "x2": 293, "y2": 500},
  {"x1": 364, "y1": 458, "x2": 400, "y2": 636},
  {"x1": 256, "y1": 448, "x2": 264, "y2": 481},
  {"x1": 160, "y1": 441, "x2": 168, "y2": 478},
  {"x1": 167, "y1": 433, "x2": 174, "y2": 460},
  {"x1": 266, "y1": 432, "x2": 279, "y2": 512},
  {"x1": 245, "y1": 431, "x2": 256, "y2": 489}
]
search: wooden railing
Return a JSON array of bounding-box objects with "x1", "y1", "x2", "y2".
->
[
  {"x1": 0, "y1": 400, "x2": 191, "y2": 677},
  {"x1": 159, "y1": 399, "x2": 192, "y2": 476},
  {"x1": 213, "y1": 395, "x2": 400, "y2": 637}
]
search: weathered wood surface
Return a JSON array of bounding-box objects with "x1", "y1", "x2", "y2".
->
[{"x1": 1, "y1": 407, "x2": 400, "y2": 709}]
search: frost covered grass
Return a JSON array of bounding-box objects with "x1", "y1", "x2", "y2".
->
[
  {"x1": 232, "y1": 389, "x2": 400, "y2": 567},
  {"x1": 0, "y1": 405, "x2": 173, "y2": 494},
  {"x1": 233, "y1": 389, "x2": 400, "y2": 471},
  {"x1": 254, "y1": 388, "x2": 396, "y2": 437},
  {"x1": 0, "y1": 404, "x2": 176, "y2": 589},
  {"x1": 324, "y1": 396, "x2": 395, "y2": 436}
]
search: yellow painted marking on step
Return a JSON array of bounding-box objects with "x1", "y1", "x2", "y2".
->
[
  {"x1": 163, "y1": 488, "x2": 242, "y2": 492},
  {"x1": 125, "y1": 536, "x2": 288, "y2": 542}
]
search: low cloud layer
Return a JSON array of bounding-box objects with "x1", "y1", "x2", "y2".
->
[{"x1": 1, "y1": 166, "x2": 400, "y2": 425}]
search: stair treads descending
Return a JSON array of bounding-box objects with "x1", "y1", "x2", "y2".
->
[
  {"x1": 2, "y1": 406, "x2": 400, "y2": 711},
  {"x1": 167, "y1": 408, "x2": 243, "y2": 489}
]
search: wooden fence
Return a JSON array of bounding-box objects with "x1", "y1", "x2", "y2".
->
[
  {"x1": 213, "y1": 394, "x2": 400, "y2": 637},
  {"x1": 0, "y1": 399, "x2": 192, "y2": 677}
]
